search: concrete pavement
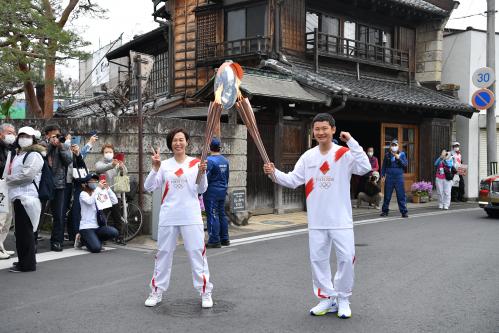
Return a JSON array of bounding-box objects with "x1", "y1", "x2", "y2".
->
[{"x1": 1, "y1": 208, "x2": 498, "y2": 333}]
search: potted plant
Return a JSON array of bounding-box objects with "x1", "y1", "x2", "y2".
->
[{"x1": 410, "y1": 181, "x2": 432, "y2": 203}]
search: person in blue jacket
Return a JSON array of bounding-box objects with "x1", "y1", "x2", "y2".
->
[
  {"x1": 380, "y1": 139, "x2": 408, "y2": 218},
  {"x1": 204, "y1": 138, "x2": 230, "y2": 248}
]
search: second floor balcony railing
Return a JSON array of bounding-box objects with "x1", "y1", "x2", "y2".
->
[
  {"x1": 197, "y1": 35, "x2": 271, "y2": 64},
  {"x1": 306, "y1": 30, "x2": 409, "y2": 71}
]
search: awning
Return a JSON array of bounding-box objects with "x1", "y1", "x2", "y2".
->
[{"x1": 193, "y1": 68, "x2": 326, "y2": 104}]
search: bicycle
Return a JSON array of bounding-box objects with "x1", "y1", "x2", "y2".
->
[{"x1": 107, "y1": 181, "x2": 143, "y2": 243}]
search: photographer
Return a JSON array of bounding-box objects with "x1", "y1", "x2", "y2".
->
[
  {"x1": 95, "y1": 143, "x2": 126, "y2": 244},
  {"x1": 356, "y1": 171, "x2": 381, "y2": 209},
  {"x1": 64, "y1": 133, "x2": 97, "y2": 242},
  {"x1": 42, "y1": 124, "x2": 72, "y2": 252}
]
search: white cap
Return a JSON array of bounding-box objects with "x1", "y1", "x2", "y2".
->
[
  {"x1": 452, "y1": 141, "x2": 460, "y2": 147},
  {"x1": 18, "y1": 126, "x2": 36, "y2": 137}
]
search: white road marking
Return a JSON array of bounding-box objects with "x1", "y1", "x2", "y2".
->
[
  {"x1": 230, "y1": 207, "x2": 481, "y2": 247},
  {"x1": 0, "y1": 247, "x2": 115, "y2": 270}
]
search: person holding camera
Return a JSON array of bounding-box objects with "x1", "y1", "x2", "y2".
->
[
  {"x1": 380, "y1": 139, "x2": 408, "y2": 218},
  {"x1": 64, "y1": 133, "x2": 97, "y2": 243},
  {"x1": 42, "y1": 124, "x2": 73, "y2": 252},
  {"x1": 77, "y1": 173, "x2": 119, "y2": 253},
  {"x1": 434, "y1": 149, "x2": 454, "y2": 210},
  {"x1": 356, "y1": 171, "x2": 381, "y2": 209},
  {"x1": 95, "y1": 143, "x2": 126, "y2": 243}
]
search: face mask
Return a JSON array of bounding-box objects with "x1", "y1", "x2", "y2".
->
[
  {"x1": 104, "y1": 153, "x2": 114, "y2": 162},
  {"x1": 87, "y1": 183, "x2": 98, "y2": 190},
  {"x1": 367, "y1": 152, "x2": 373, "y2": 157},
  {"x1": 64, "y1": 141, "x2": 71, "y2": 149},
  {"x1": 18, "y1": 138, "x2": 33, "y2": 148},
  {"x1": 390, "y1": 146, "x2": 398, "y2": 152},
  {"x1": 3, "y1": 134, "x2": 16, "y2": 145},
  {"x1": 454, "y1": 147, "x2": 460, "y2": 152}
]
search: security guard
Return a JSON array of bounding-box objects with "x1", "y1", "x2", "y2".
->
[{"x1": 380, "y1": 139, "x2": 408, "y2": 218}]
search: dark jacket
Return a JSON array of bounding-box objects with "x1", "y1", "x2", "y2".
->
[
  {"x1": 42, "y1": 140, "x2": 73, "y2": 189},
  {"x1": 381, "y1": 151, "x2": 408, "y2": 177},
  {"x1": 0, "y1": 140, "x2": 16, "y2": 178},
  {"x1": 364, "y1": 180, "x2": 381, "y2": 197}
]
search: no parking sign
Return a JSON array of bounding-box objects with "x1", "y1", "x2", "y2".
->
[{"x1": 472, "y1": 88, "x2": 495, "y2": 110}]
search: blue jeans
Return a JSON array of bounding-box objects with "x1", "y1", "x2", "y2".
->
[
  {"x1": 382, "y1": 174, "x2": 408, "y2": 214},
  {"x1": 203, "y1": 197, "x2": 229, "y2": 244},
  {"x1": 70, "y1": 184, "x2": 83, "y2": 240},
  {"x1": 80, "y1": 226, "x2": 119, "y2": 253}
]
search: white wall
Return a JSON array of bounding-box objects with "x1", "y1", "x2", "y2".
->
[{"x1": 442, "y1": 30, "x2": 499, "y2": 199}]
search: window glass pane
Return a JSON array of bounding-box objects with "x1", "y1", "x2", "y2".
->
[
  {"x1": 344, "y1": 21, "x2": 356, "y2": 40},
  {"x1": 306, "y1": 11, "x2": 318, "y2": 33},
  {"x1": 226, "y1": 9, "x2": 246, "y2": 41},
  {"x1": 322, "y1": 16, "x2": 339, "y2": 35},
  {"x1": 246, "y1": 5, "x2": 266, "y2": 37},
  {"x1": 384, "y1": 127, "x2": 398, "y2": 154}
]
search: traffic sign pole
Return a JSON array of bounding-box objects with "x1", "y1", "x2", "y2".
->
[{"x1": 486, "y1": 0, "x2": 496, "y2": 175}]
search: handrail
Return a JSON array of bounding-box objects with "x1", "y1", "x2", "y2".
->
[
  {"x1": 197, "y1": 35, "x2": 271, "y2": 62},
  {"x1": 305, "y1": 31, "x2": 410, "y2": 70}
]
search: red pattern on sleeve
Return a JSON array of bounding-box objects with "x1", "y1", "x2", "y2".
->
[
  {"x1": 335, "y1": 147, "x2": 350, "y2": 162},
  {"x1": 189, "y1": 158, "x2": 201, "y2": 168},
  {"x1": 305, "y1": 178, "x2": 314, "y2": 199}
]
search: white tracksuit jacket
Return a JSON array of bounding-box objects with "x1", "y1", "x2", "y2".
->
[
  {"x1": 144, "y1": 156, "x2": 213, "y2": 295},
  {"x1": 273, "y1": 138, "x2": 371, "y2": 299}
]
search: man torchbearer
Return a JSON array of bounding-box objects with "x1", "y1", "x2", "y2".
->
[{"x1": 263, "y1": 113, "x2": 371, "y2": 319}]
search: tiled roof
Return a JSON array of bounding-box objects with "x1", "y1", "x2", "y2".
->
[
  {"x1": 262, "y1": 59, "x2": 474, "y2": 116},
  {"x1": 388, "y1": 0, "x2": 448, "y2": 15}
]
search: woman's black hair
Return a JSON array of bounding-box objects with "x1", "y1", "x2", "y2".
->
[{"x1": 166, "y1": 128, "x2": 190, "y2": 151}]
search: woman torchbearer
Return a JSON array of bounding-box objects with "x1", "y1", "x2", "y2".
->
[{"x1": 144, "y1": 128, "x2": 214, "y2": 308}]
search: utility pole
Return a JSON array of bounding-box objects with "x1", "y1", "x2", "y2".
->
[
  {"x1": 135, "y1": 54, "x2": 144, "y2": 211},
  {"x1": 486, "y1": 0, "x2": 497, "y2": 175}
]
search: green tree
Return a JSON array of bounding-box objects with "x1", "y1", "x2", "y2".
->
[{"x1": 0, "y1": 0, "x2": 105, "y2": 118}]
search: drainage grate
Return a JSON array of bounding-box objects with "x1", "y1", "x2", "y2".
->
[
  {"x1": 355, "y1": 243, "x2": 368, "y2": 247},
  {"x1": 153, "y1": 299, "x2": 234, "y2": 318},
  {"x1": 260, "y1": 220, "x2": 293, "y2": 226}
]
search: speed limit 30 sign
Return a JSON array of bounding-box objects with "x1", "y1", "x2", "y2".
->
[{"x1": 472, "y1": 67, "x2": 495, "y2": 89}]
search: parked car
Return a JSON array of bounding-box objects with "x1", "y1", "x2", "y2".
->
[{"x1": 479, "y1": 175, "x2": 499, "y2": 217}]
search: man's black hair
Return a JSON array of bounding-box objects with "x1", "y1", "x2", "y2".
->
[
  {"x1": 312, "y1": 113, "x2": 335, "y2": 128},
  {"x1": 166, "y1": 128, "x2": 190, "y2": 151},
  {"x1": 43, "y1": 124, "x2": 61, "y2": 134}
]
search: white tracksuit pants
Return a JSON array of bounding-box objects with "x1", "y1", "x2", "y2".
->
[
  {"x1": 435, "y1": 177, "x2": 452, "y2": 208},
  {"x1": 0, "y1": 210, "x2": 13, "y2": 252},
  {"x1": 309, "y1": 228, "x2": 355, "y2": 300},
  {"x1": 150, "y1": 225, "x2": 213, "y2": 295}
]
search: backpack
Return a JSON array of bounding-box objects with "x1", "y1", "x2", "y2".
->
[
  {"x1": 23, "y1": 151, "x2": 55, "y2": 201},
  {"x1": 443, "y1": 164, "x2": 457, "y2": 181}
]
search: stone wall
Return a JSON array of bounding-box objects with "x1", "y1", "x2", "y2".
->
[
  {"x1": 8, "y1": 116, "x2": 247, "y2": 233},
  {"x1": 415, "y1": 21, "x2": 446, "y2": 84}
]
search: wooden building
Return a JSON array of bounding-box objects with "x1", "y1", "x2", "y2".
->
[{"x1": 90, "y1": 0, "x2": 472, "y2": 217}]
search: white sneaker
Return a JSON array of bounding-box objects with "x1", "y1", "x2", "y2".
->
[
  {"x1": 310, "y1": 298, "x2": 338, "y2": 316},
  {"x1": 0, "y1": 250, "x2": 10, "y2": 260},
  {"x1": 438, "y1": 204, "x2": 443, "y2": 209},
  {"x1": 144, "y1": 290, "x2": 163, "y2": 307},
  {"x1": 74, "y1": 236, "x2": 82, "y2": 249},
  {"x1": 337, "y1": 298, "x2": 352, "y2": 319},
  {"x1": 443, "y1": 206, "x2": 449, "y2": 210},
  {"x1": 201, "y1": 292, "x2": 213, "y2": 308}
]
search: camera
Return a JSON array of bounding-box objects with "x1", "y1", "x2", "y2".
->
[{"x1": 58, "y1": 135, "x2": 66, "y2": 143}]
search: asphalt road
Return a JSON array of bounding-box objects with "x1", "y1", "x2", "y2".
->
[{"x1": 1, "y1": 208, "x2": 498, "y2": 333}]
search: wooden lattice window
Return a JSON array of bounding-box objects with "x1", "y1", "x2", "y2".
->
[{"x1": 196, "y1": 12, "x2": 217, "y2": 62}]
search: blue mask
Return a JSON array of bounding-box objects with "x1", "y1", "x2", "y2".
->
[{"x1": 87, "y1": 183, "x2": 98, "y2": 190}]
